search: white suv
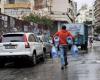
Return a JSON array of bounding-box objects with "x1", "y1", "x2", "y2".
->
[{"x1": 0, "y1": 32, "x2": 44, "y2": 66}]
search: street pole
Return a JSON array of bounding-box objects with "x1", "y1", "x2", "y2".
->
[{"x1": 92, "y1": 6, "x2": 94, "y2": 38}]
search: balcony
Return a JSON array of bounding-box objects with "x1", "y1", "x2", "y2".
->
[
  {"x1": 49, "y1": 11, "x2": 74, "y2": 23},
  {"x1": 50, "y1": 14, "x2": 72, "y2": 23},
  {"x1": 94, "y1": 8, "x2": 100, "y2": 16},
  {"x1": 4, "y1": 3, "x2": 31, "y2": 8},
  {"x1": 95, "y1": 21, "x2": 100, "y2": 27},
  {"x1": 95, "y1": 17, "x2": 100, "y2": 22}
]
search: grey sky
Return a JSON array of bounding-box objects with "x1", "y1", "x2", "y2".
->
[{"x1": 73, "y1": 0, "x2": 95, "y2": 10}]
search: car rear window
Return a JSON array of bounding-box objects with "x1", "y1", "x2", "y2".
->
[{"x1": 2, "y1": 34, "x2": 24, "y2": 42}]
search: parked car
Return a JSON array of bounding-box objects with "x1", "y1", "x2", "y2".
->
[
  {"x1": 97, "y1": 36, "x2": 100, "y2": 41},
  {"x1": 93, "y1": 35, "x2": 100, "y2": 41},
  {"x1": 37, "y1": 35, "x2": 52, "y2": 57},
  {"x1": 0, "y1": 32, "x2": 45, "y2": 67}
]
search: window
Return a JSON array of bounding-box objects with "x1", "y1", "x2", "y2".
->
[
  {"x1": 35, "y1": 36, "x2": 40, "y2": 42},
  {"x1": 28, "y1": 34, "x2": 36, "y2": 42},
  {"x1": 9, "y1": 0, "x2": 15, "y2": 4},
  {"x1": 89, "y1": 10, "x2": 92, "y2": 12}
]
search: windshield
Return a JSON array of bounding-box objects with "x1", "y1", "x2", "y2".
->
[
  {"x1": 2, "y1": 34, "x2": 24, "y2": 42},
  {"x1": 39, "y1": 36, "x2": 49, "y2": 42}
]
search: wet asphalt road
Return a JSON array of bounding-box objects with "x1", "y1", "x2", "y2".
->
[{"x1": 0, "y1": 41, "x2": 100, "y2": 80}]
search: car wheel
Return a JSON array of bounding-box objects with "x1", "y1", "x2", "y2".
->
[
  {"x1": 29, "y1": 52, "x2": 37, "y2": 66},
  {"x1": 41, "y1": 51, "x2": 45, "y2": 62}
]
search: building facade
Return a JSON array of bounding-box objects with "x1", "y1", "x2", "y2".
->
[
  {"x1": 76, "y1": 5, "x2": 94, "y2": 23},
  {"x1": 0, "y1": 0, "x2": 75, "y2": 22},
  {"x1": 94, "y1": 0, "x2": 100, "y2": 31},
  {"x1": 50, "y1": 0, "x2": 75, "y2": 23},
  {"x1": 76, "y1": 5, "x2": 94, "y2": 35},
  {"x1": 47, "y1": 0, "x2": 76, "y2": 32},
  {"x1": 0, "y1": 0, "x2": 76, "y2": 35},
  {"x1": 0, "y1": 0, "x2": 34, "y2": 18},
  {"x1": 31, "y1": 0, "x2": 76, "y2": 34}
]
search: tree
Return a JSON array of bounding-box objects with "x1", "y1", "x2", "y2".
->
[
  {"x1": 22, "y1": 13, "x2": 53, "y2": 28},
  {"x1": 41, "y1": 16, "x2": 53, "y2": 27}
]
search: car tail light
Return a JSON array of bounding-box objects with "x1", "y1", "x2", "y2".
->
[
  {"x1": 25, "y1": 42, "x2": 30, "y2": 48},
  {"x1": 24, "y1": 34, "x2": 30, "y2": 48}
]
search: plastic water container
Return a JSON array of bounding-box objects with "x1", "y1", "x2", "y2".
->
[
  {"x1": 66, "y1": 36, "x2": 73, "y2": 45},
  {"x1": 71, "y1": 45, "x2": 79, "y2": 57},
  {"x1": 54, "y1": 36, "x2": 60, "y2": 47}
]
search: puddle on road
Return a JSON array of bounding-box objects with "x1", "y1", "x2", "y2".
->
[
  {"x1": 95, "y1": 60, "x2": 100, "y2": 63},
  {"x1": 80, "y1": 60, "x2": 100, "y2": 64}
]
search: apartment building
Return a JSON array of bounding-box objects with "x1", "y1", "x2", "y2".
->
[
  {"x1": 0, "y1": 0, "x2": 49, "y2": 18},
  {"x1": 50, "y1": 0, "x2": 75, "y2": 22},
  {"x1": 76, "y1": 5, "x2": 94, "y2": 23},
  {"x1": 0, "y1": 0, "x2": 75, "y2": 22},
  {"x1": 0, "y1": 0, "x2": 34, "y2": 18},
  {"x1": 94, "y1": 0, "x2": 100, "y2": 31},
  {"x1": 0, "y1": 0, "x2": 76, "y2": 34},
  {"x1": 75, "y1": 5, "x2": 94, "y2": 35},
  {"x1": 31, "y1": 0, "x2": 76, "y2": 33},
  {"x1": 48, "y1": 0, "x2": 76, "y2": 31}
]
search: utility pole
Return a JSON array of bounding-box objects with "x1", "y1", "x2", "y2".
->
[{"x1": 92, "y1": 6, "x2": 94, "y2": 37}]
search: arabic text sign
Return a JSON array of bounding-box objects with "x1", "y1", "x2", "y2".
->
[{"x1": 65, "y1": 24, "x2": 84, "y2": 35}]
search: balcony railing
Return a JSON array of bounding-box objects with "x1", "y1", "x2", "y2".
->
[
  {"x1": 4, "y1": 3, "x2": 31, "y2": 8},
  {"x1": 94, "y1": 8, "x2": 100, "y2": 15},
  {"x1": 49, "y1": 11, "x2": 74, "y2": 23},
  {"x1": 94, "y1": 0, "x2": 100, "y2": 7},
  {"x1": 50, "y1": 14, "x2": 72, "y2": 22}
]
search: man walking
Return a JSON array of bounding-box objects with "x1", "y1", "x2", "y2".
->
[
  {"x1": 89, "y1": 37, "x2": 93, "y2": 48},
  {"x1": 53, "y1": 25, "x2": 74, "y2": 70}
]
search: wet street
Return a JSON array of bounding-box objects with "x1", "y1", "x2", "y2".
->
[{"x1": 0, "y1": 41, "x2": 100, "y2": 80}]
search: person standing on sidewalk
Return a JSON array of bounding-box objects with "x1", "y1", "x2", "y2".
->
[
  {"x1": 53, "y1": 25, "x2": 74, "y2": 70},
  {"x1": 89, "y1": 37, "x2": 93, "y2": 48}
]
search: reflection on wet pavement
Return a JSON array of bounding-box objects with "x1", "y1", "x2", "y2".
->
[{"x1": 0, "y1": 46, "x2": 100, "y2": 80}]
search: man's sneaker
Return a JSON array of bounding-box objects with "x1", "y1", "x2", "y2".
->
[
  {"x1": 61, "y1": 66, "x2": 64, "y2": 70},
  {"x1": 65, "y1": 62, "x2": 68, "y2": 66},
  {"x1": 64, "y1": 62, "x2": 68, "y2": 68}
]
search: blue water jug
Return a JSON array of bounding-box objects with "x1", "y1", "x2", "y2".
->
[
  {"x1": 54, "y1": 36, "x2": 60, "y2": 47},
  {"x1": 66, "y1": 36, "x2": 73, "y2": 45},
  {"x1": 71, "y1": 45, "x2": 79, "y2": 57}
]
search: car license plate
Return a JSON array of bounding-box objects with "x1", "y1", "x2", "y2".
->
[{"x1": 5, "y1": 45, "x2": 16, "y2": 49}]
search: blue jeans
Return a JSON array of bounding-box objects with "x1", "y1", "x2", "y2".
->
[{"x1": 59, "y1": 45, "x2": 68, "y2": 66}]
